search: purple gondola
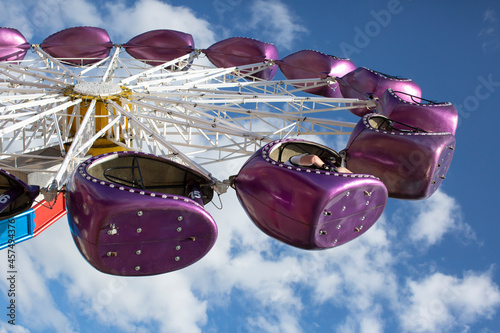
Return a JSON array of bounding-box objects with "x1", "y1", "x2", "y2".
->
[
  {"x1": 233, "y1": 139, "x2": 388, "y2": 250},
  {"x1": 123, "y1": 29, "x2": 194, "y2": 68},
  {"x1": 377, "y1": 89, "x2": 458, "y2": 135},
  {"x1": 277, "y1": 50, "x2": 356, "y2": 97},
  {"x1": 40, "y1": 26, "x2": 113, "y2": 66},
  {"x1": 344, "y1": 114, "x2": 455, "y2": 200},
  {"x1": 66, "y1": 151, "x2": 217, "y2": 276},
  {"x1": 0, "y1": 170, "x2": 40, "y2": 249},
  {"x1": 0, "y1": 169, "x2": 39, "y2": 220},
  {"x1": 339, "y1": 67, "x2": 422, "y2": 117},
  {"x1": 0, "y1": 28, "x2": 30, "y2": 62},
  {"x1": 203, "y1": 37, "x2": 279, "y2": 80}
]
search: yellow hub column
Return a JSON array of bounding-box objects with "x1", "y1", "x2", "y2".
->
[{"x1": 64, "y1": 82, "x2": 131, "y2": 156}]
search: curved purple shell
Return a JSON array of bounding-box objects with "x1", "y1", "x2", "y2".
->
[
  {"x1": 234, "y1": 139, "x2": 388, "y2": 250},
  {"x1": 0, "y1": 28, "x2": 30, "y2": 62},
  {"x1": 345, "y1": 114, "x2": 456, "y2": 200},
  {"x1": 339, "y1": 67, "x2": 422, "y2": 117},
  {"x1": 277, "y1": 50, "x2": 356, "y2": 97},
  {"x1": 0, "y1": 169, "x2": 39, "y2": 220},
  {"x1": 203, "y1": 37, "x2": 279, "y2": 80},
  {"x1": 378, "y1": 89, "x2": 458, "y2": 135},
  {"x1": 40, "y1": 26, "x2": 113, "y2": 66},
  {"x1": 66, "y1": 152, "x2": 217, "y2": 276},
  {"x1": 124, "y1": 29, "x2": 194, "y2": 67}
]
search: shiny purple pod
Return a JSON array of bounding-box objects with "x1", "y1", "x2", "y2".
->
[
  {"x1": 40, "y1": 26, "x2": 113, "y2": 66},
  {"x1": 203, "y1": 37, "x2": 279, "y2": 80},
  {"x1": 378, "y1": 89, "x2": 458, "y2": 135},
  {"x1": 124, "y1": 29, "x2": 194, "y2": 67},
  {"x1": 234, "y1": 139, "x2": 388, "y2": 250},
  {"x1": 339, "y1": 67, "x2": 422, "y2": 117},
  {"x1": 0, "y1": 28, "x2": 30, "y2": 62},
  {"x1": 66, "y1": 151, "x2": 217, "y2": 276},
  {"x1": 277, "y1": 50, "x2": 356, "y2": 97},
  {"x1": 0, "y1": 169, "x2": 39, "y2": 219},
  {"x1": 345, "y1": 114, "x2": 456, "y2": 200}
]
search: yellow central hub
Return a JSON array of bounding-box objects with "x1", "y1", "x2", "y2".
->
[{"x1": 64, "y1": 83, "x2": 132, "y2": 156}]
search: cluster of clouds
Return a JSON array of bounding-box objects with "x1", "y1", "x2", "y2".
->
[
  {"x1": 0, "y1": 0, "x2": 306, "y2": 51},
  {"x1": 1, "y1": 184, "x2": 498, "y2": 333},
  {"x1": 479, "y1": 8, "x2": 500, "y2": 53},
  {"x1": 0, "y1": 0, "x2": 499, "y2": 332}
]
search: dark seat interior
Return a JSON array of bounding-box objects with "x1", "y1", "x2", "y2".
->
[{"x1": 86, "y1": 155, "x2": 213, "y2": 205}]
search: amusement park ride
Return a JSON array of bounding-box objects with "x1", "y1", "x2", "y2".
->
[{"x1": 0, "y1": 27, "x2": 457, "y2": 276}]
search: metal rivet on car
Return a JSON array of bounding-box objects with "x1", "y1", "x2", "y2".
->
[
  {"x1": 135, "y1": 266, "x2": 140, "y2": 271},
  {"x1": 177, "y1": 227, "x2": 182, "y2": 232},
  {"x1": 137, "y1": 228, "x2": 142, "y2": 233},
  {"x1": 137, "y1": 211, "x2": 143, "y2": 216},
  {"x1": 136, "y1": 250, "x2": 141, "y2": 255}
]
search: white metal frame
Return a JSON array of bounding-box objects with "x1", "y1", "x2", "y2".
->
[{"x1": 0, "y1": 45, "x2": 374, "y2": 193}]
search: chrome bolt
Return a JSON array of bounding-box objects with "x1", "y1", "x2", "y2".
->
[
  {"x1": 175, "y1": 256, "x2": 180, "y2": 261},
  {"x1": 136, "y1": 250, "x2": 142, "y2": 255},
  {"x1": 177, "y1": 227, "x2": 182, "y2": 232},
  {"x1": 178, "y1": 216, "x2": 183, "y2": 221},
  {"x1": 135, "y1": 266, "x2": 140, "y2": 271},
  {"x1": 176, "y1": 245, "x2": 181, "y2": 250},
  {"x1": 137, "y1": 211, "x2": 143, "y2": 216},
  {"x1": 137, "y1": 228, "x2": 142, "y2": 233}
]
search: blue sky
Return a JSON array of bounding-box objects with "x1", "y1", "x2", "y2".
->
[{"x1": 1, "y1": 0, "x2": 500, "y2": 332}]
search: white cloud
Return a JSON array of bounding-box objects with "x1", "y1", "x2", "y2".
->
[
  {"x1": 246, "y1": 0, "x2": 308, "y2": 50},
  {"x1": 0, "y1": 0, "x2": 103, "y2": 41},
  {"x1": 0, "y1": 1, "x2": 36, "y2": 40},
  {"x1": 102, "y1": 0, "x2": 216, "y2": 48},
  {"x1": 0, "y1": 0, "x2": 216, "y2": 48},
  {"x1": 0, "y1": 240, "x2": 77, "y2": 332},
  {"x1": 399, "y1": 270, "x2": 500, "y2": 333},
  {"x1": 479, "y1": 8, "x2": 500, "y2": 53},
  {"x1": 407, "y1": 190, "x2": 472, "y2": 247},
  {"x1": 0, "y1": 322, "x2": 30, "y2": 333}
]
